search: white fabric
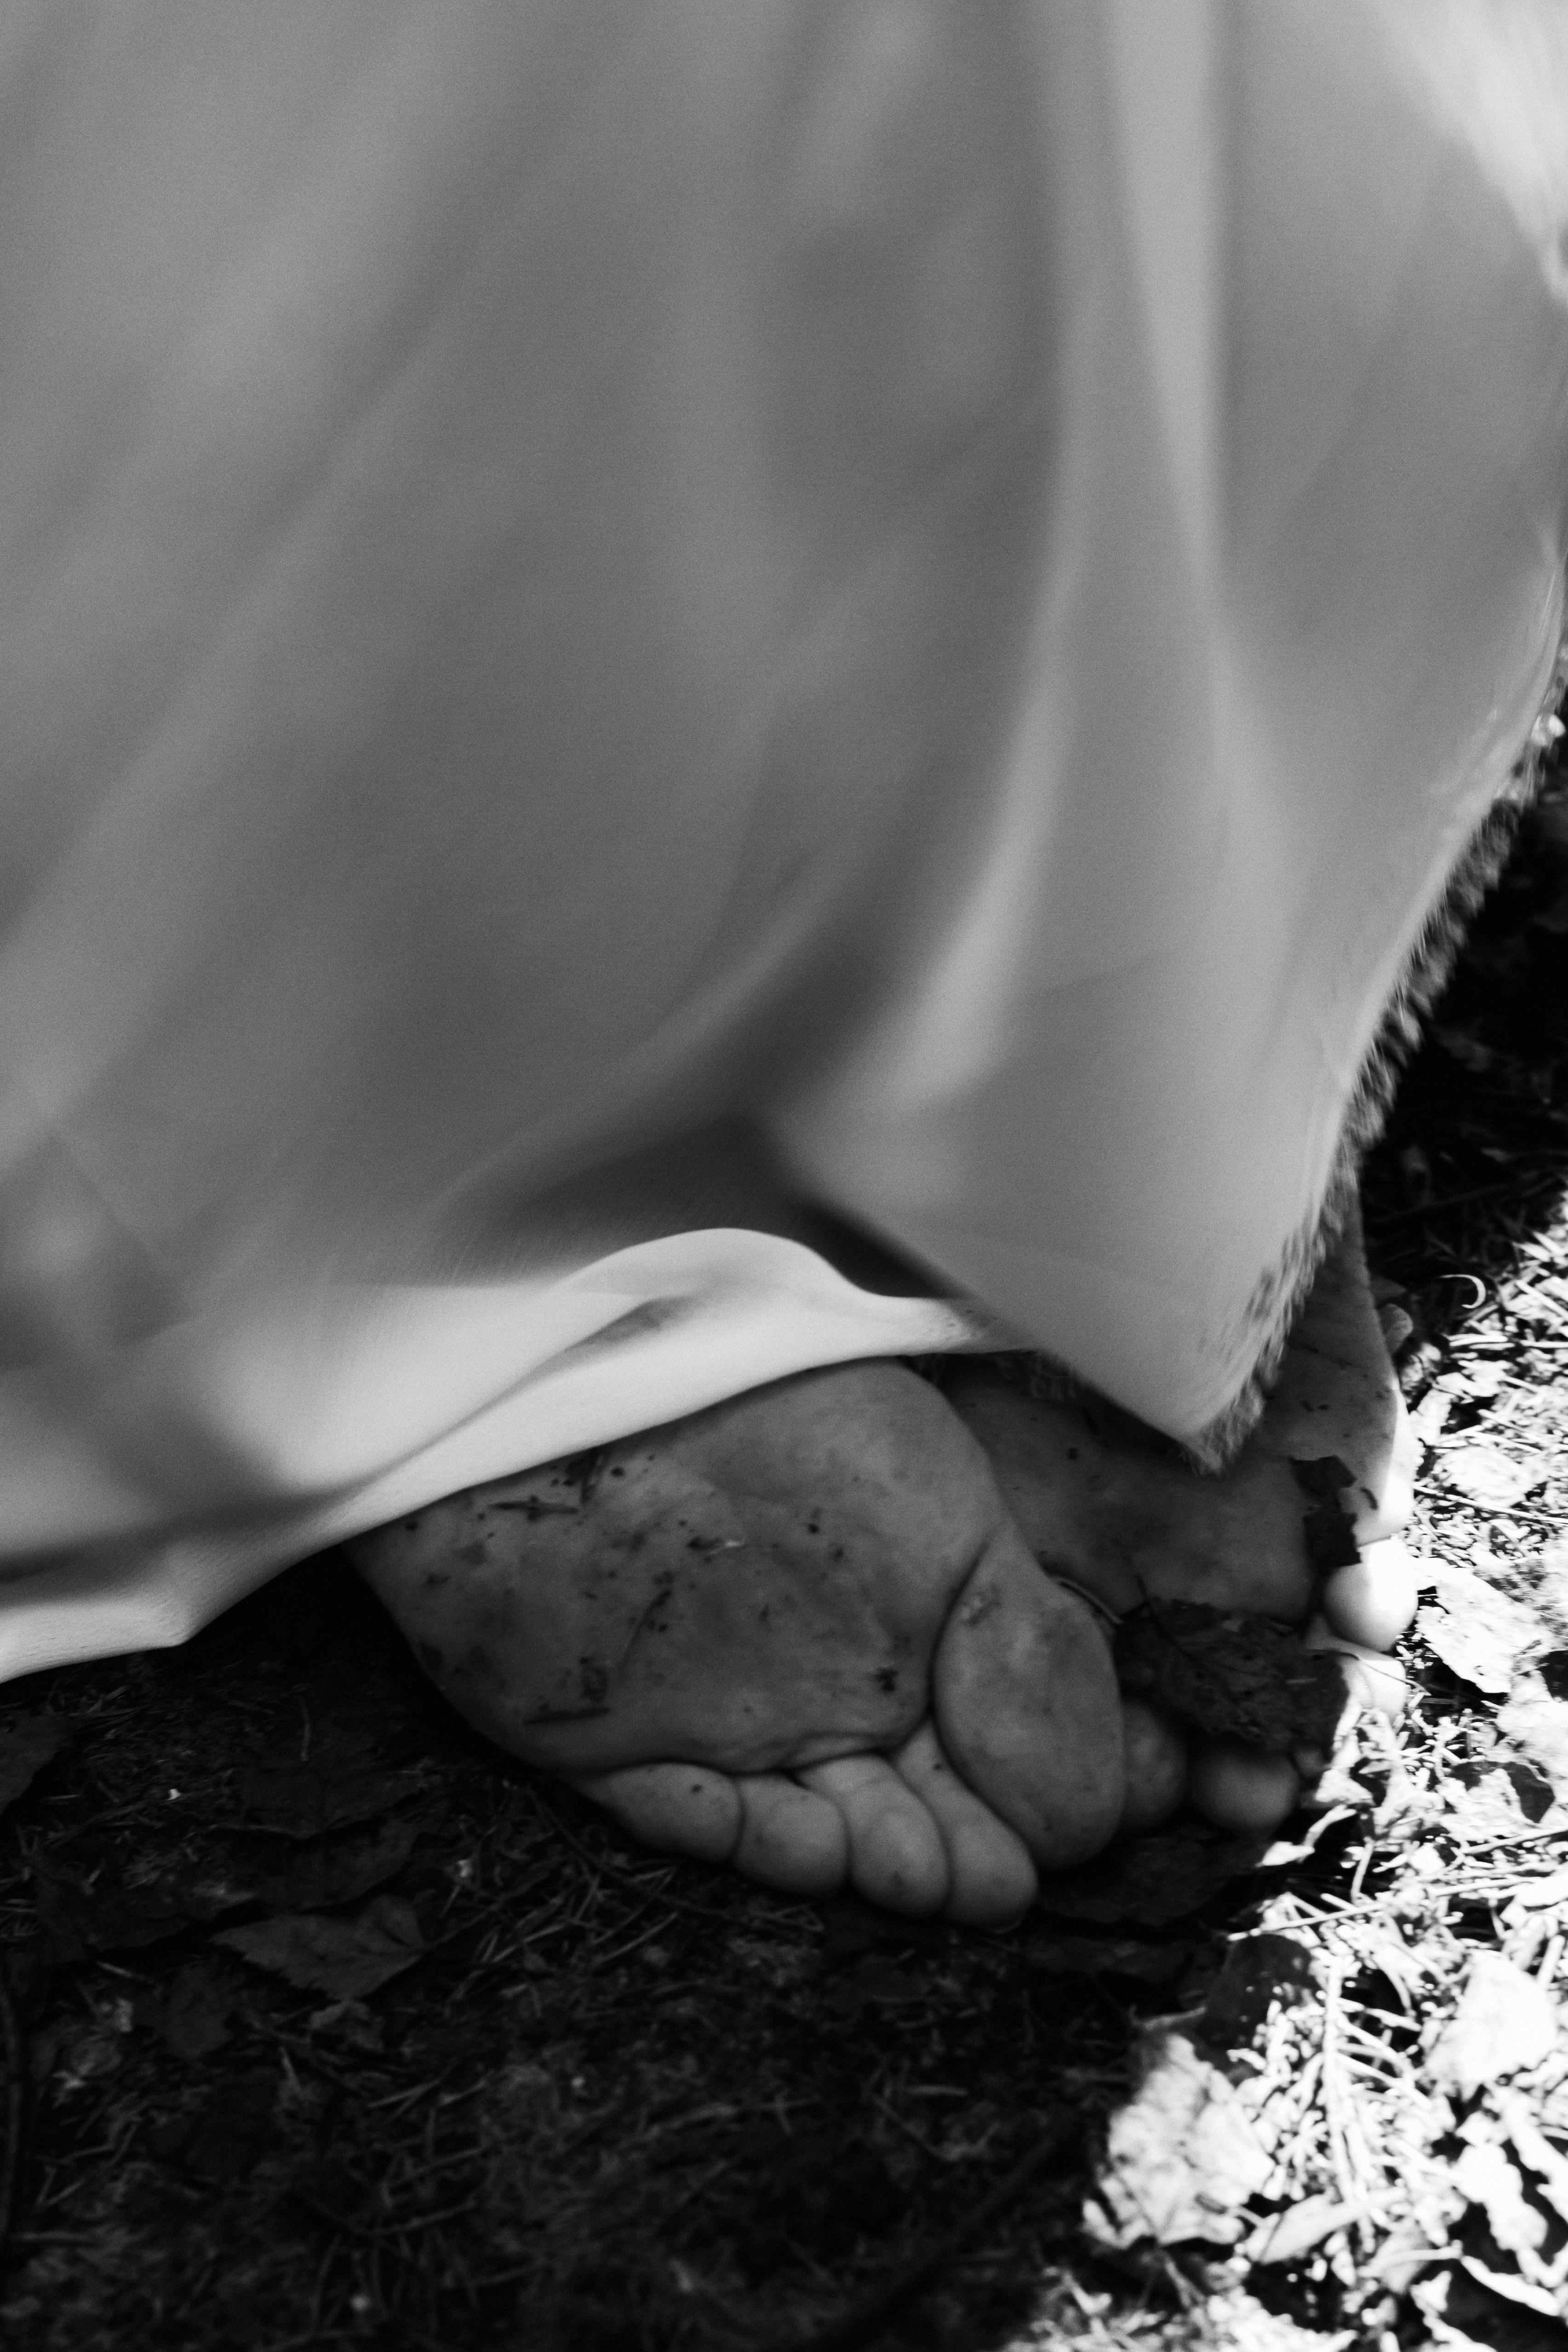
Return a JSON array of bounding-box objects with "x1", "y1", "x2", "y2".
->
[{"x1": 0, "y1": 0, "x2": 1565, "y2": 1681}]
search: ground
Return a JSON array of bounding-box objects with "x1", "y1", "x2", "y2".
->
[{"x1": 1, "y1": 731, "x2": 1567, "y2": 2352}]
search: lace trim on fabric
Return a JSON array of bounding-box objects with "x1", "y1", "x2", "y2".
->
[{"x1": 1188, "y1": 627, "x2": 1568, "y2": 1471}]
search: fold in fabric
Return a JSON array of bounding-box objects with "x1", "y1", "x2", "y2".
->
[{"x1": 0, "y1": 0, "x2": 1565, "y2": 1681}]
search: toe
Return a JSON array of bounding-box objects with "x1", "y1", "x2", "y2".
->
[
  {"x1": 573, "y1": 1761, "x2": 741, "y2": 1865},
  {"x1": 933, "y1": 1523, "x2": 1125, "y2": 1869},
  {"x1": 796, "y1": 1752, "x2": 950, "y2": 1916},
  {"x1": 1118, "y1": 1698, "x2": 1189, "y2": 1835},
  {"x1": 890, "y1": 1721, "x2": 1037, "y2": 1926},
  {"x1": 732, "y1": 1773, "x2": 850, "y2": 1897},
  {"x1": 1188, "y1": 1738, "x2": 1300, "y2": 1835}
]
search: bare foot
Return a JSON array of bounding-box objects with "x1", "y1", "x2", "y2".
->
[
  {"x1": 351, "y1": 1362, "x2": 1118, "y2": 1927},
  {"x1": 349, "y1": 1210, "x2": 1411, "y2": 1924},
  {"x1": 941, "y1": 1207, "x2": 1415, "y2": 1825}
]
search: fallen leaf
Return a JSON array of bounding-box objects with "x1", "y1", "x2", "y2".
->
[
  {"x1": 249, "y1": 1816, "x2": 418, "y2": 1913},
  {"x1": 1244, "y1": 2194, "x2": 1359, "y2": 2268},
  {"x1": 35, "y1": 1866, "x2": 198, "y2": 1963},
  {"x1": 1494, "y1": 2088, "x2": 1568, "y2": 2230},
  {"x1": 1429, "y1": 1955, "x2": 1559, "y2": 2099},
  {"x1": 34, "y1": 1844, "x2": 258, "y2": 1961},
  {"x1": 215, "y1": 1894, "x2": 425, "y2": 2000},
  {"x1": 0, "y1": 1710, "x2": 69, "y2": 1816},
  {"x1": 1455, "y1": 2254, "x2": 1567, "y2": 2325},
  {"x1": 1441, "y1": 1447, "x2": 1548, "y2": 1512},
  {"x1": 1454, "y1": 2142, "x2": 1551, "y2": 2260},
  {"x1": 1114, "y1": 1601, "x2": 1347, "y2": 1750},
  {"x1": 1447, "y1": 1770, "x2": 1533, "y2": 1845},
  {"x1": 1417, "y1": 1568, "x2": 1541, "y2": 1698},
  {"x1": 1409, "y1": 1390, "x2": 1453, "y2": 1448},
  {"x1": 235, "y1": 1758, "x2": 425, "y2": 1840},
  {"x1": 1507, "y1": 1865, "x2": 1568, "y2": 1914},
  {"x1": 1083, "y1": 2029, "x2": 1273, "y2": 2248},
  {"x1": 1533, "y1": 1543, "x2": 1568, "y2": 1635},
  {"x1": 1497, "y1": 1688, "x2": 1568, "y2": 1800}
]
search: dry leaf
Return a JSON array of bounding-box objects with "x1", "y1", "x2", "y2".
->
[
  {"x1": 249, "y1": 1816, "x2": 418, "y2": 1913},
  {"x1": 1507, "y1": 1865, "x2": 1568, "y2": 1914},
  {"x1": 215, "y1": 1894, "x2": 425, "y2": 1999},
  {"x1": 1440, "y1": 1446, "x2": 1547, "y2": 1511},
  {"x1": 1534, "y1": 1543, "x2": 1568, "y2": 1635},
  {"x1": 1083, "y1": 2028, "x2": 1273, "y2": 2248},
  {"x1": 1494, "y1": 2089, "x2": 1568, "y2": 2229},
  {"x1": 1455, "y1": 2254, "x2": 1566, "y2": 2323},
  {"x1": 1454, "y1": 2142, "x2": 1551, "y2": 2260},
  {"x1": 235, "y1": 1757, "x2": 425, "y2": 1840},
  {"x1": 1429, "y1": 1955, "x2": 1558, "y2": 2099},
  {"x1": 1409, "y1": 1390, "x2": 1452, "y2": 1448},
  {"x1": 1417, "y1": 1568, "x2": 1539, "y2": 1698},
  {"x1": 1497, "y1": 1689, "x2": 1568, "y2": 1800},
  {"x1": 1447, "y1": 1769, "x2": 1533, "y2": 1844},
  {"x1": 1113, "y1": 1601, "x2": 1346, "y2": 1750},
  {"x1": 1244, "y1": 2194, "x2": 1359, "y2": 2268}
]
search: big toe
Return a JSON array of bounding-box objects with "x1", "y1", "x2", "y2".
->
[{"x1": 933, "y1": 1524, "x2": 1125, "y2": 1870}]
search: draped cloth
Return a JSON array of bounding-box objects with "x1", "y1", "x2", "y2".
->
[{"x1": 0, "y1": 1, "x2": 1566, "y2": 1681}]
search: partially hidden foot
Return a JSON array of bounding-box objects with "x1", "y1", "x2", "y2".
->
[
  {"x1": 351, "y1": 1363, "x2": 1122, "y2": 1925},
  {"x1": 350, "y1": 1210, "x2": 1414, "y2": 1922}
]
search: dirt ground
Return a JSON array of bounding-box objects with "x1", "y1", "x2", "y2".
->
[{"x1": 2, "y1": 731, "x2": 1567, "y2": 2352}]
